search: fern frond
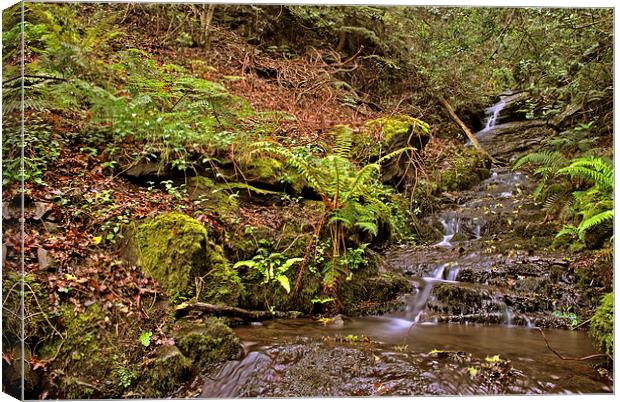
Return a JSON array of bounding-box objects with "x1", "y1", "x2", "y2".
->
[
  {"x1": 513, "y1": 151, "x2": 567, "y2": 170},
  {"x1": 331, "y1": 125, "x2": 353, "y2": 159},
  {"x1": 356, "y1": 221, "x2": 379, "y2": 236},
  {"x1": 557, "y1": 156, "x2": 613, "y2": 189},
  {"x1": 251, "y1": 142, "x2": 325, "y2": 194},
  {"x1": 577, "y1": 209, "x2": 613, "y2": 238},
  {"x1": 344, "y1": 163, "x2": 379, "y2": 202},
  {"x1": 556, "y1": 225, "x2": 578, "y2": 239}
]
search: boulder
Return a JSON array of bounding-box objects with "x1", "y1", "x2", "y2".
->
[
  {"x1": 134, "y1": 212, "x2": 244, "y2": 304},
  {"x1": 174, "y1": 317, "x2": 242, "y2": 366}
]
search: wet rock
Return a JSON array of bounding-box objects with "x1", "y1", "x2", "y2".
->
[
  {"x1": 137, "y1": 345, "x2": 192, "y2": 398},
  {"x1": 198, "y1": 341, "x2": 532, "y2": 397},
  {"x1": 174, "y1": 317, "x2": 243, "y2": 367}
]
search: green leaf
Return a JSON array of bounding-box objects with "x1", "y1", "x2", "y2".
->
[
  {"x1": 279, "y1": 257, "x2": 304, "y2": 273},
  {"x1": 233, "y1": 260, "x2": 256, "y2": 269},
  {"x1": 485, "y1": 355, "x2": 501, "y2": 363},
  {"x1": 275, "y1": 275, "x2": 291, "y2": 293},
  {"x1": 139, "y1": 330, "x2": 153, "y2": 347}
]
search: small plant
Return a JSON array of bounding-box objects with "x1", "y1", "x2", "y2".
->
[
  {"x1": 343, "y1": 334, "x2": 359, "y2": 342},
  {"x1": 233, "y1": 241, "x2": 303, "y2": 294},
  {"x1": 161, "y1": 180, "x2": 186, "y2": 200},
  {"x1": 115, "y1": 363, "x2": 136, "y2": 389},
  {"x1": 555, "y1": 311, "x2": 580, "y2": 329},
  {"x1": 139, "y1": 330, "x2": 153, "y2": 347}
]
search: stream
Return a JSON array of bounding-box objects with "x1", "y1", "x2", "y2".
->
[{"x1": 190, "y1": 96, "x2": 612, "y2": 397}]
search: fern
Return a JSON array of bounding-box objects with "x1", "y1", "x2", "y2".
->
[
  {"x1": 557, "y1": 156, "x2": 613, "y2": 189},
  {"x1": 513, "y1": 151, "x2": 567, "y2": 170},
  {"x1": 577, "y1": 210, "x2": 613, "y2": 238},
  {"x1": 251, "y1": 124, "x2": 413, "y2": 286}
]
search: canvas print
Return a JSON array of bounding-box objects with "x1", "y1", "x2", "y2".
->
[{"x1": 1, "y1": 1, "x2": 614, "y2": 399}]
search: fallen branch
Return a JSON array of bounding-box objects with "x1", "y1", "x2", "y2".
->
[
  {"x1": 438, "y1": 96, "x2": 500, "y2": 165},
  {"x1": 175, "y1": 302, "x2": 301, "y2": 321},
  {"x1": 538, "y1": 328, "x2": 611, "y2": 361}
]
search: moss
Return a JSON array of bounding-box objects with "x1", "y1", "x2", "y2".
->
[
  {"x1": 340, "y1": 251, "x2": 412, "y2": 315},
  {"x1": 366, "y1": 115, "x2": 430, "y2": 144},
  {"x1": 135, "y1": 212, "x2": 244, "y2": 304},
  {"x1": 174, "y1": 317, "x2": 241, "y2": 366},
  {"x1": 198, "y1": 245, "x2": 245, "y2": 306},
  {"x1": 188, "y1": 176, "x2": 239, "y2": 216},
  {"x1": 50, "y1": 303, "x2": 124, "y2": 399},
  {"x1": 590, "y1": 292, "x2": 613, "y2": 356},
  {"x1": 137, "y1": 345, "x2": 192, "y2": 398},
  {"x1": 242, "y1": 157, "x2": 304, "y2": 193},
  {"x1": 439, "y1": 149, "x2": 489, "y2": 192}
]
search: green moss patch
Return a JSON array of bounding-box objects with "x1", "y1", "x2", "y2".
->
[
  {"x1": 590, "y1": 292, "x2": 613, "y2": 356},
  {"x1": 136, "y1": 345, "x2": 192, "y2": 398},
  {"x1": 135, "y1": 212, "x2": 244, "y2": 304},
  {"x1": 174, "y1": 317, "x2": 242, "y2": 366}
]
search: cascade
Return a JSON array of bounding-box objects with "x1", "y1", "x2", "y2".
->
[
  {"x1": 480, "y1": 97, "x2": 507, "y2": 132},
  {"x1": 434, "y1": 215, "x2": 459, "y2": 247},
  {"x1": 404, "y1": 264, "x2": 447, "y2": 323}
]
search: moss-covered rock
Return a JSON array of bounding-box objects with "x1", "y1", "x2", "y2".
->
[
  {"x1": 340, "y1": 251, "x2": 412, "y2": 315},
  {"x1": 47, "y1": 303, "x2": 122, "y2": 399},
  {"x1": 439, "y1": 148, "x2": 490, "y2": 192},
  {"x1": 188, "y1": 176, "x2": 239, "y2": 216},
  {"x1": 174, "y1": 317, "x2": 242, "y2": 366},
  {"x1": 590, "y1": 292, "x2": 613, "y2": 356},
  {"x1": 137, "y1": 345, "x2": 192, "y2": 398},
  {"x1": 135, "y1": 212, "x2": 244, "y2": 305}
]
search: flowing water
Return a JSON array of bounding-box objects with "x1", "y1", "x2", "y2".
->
[
  {"x1": 480, "y1": 97, "x2": 507, "y2": 132},
  {"x1": 187, "y1": 97, "x2": 613, "y2": 397}
]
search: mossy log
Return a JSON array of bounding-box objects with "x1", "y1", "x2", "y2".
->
[{"x1": 175, "y1": 302, "x2": 302, "y2": 321}]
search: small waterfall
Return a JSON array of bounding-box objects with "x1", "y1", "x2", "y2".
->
[
  {"x1": 446, "y1": 265, "x2": 460, "y2": 282},
  {"x1": 405, "y1": 264, "x2": 447, "y2": 323},
  {"x1": 480, "y1": 98, "x2": 506, "y2": 132},
  {"x1": 435, "y1": 216, "x2": 459, "y2": 248},
  {"x1": 490, "y1": 295, "x2": 513, "y2": 326}
]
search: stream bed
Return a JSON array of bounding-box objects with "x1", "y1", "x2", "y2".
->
[
  {"x1": 183, "y1": 96, "x2": 613, "y2": 397},
  {"x1": 197, "y1": 318, "x2": 611, "y2": 397}
]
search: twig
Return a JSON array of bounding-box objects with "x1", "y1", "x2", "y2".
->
[
  {"x1": 538, "y1": 328, "x2": 610, "y2": 361},
  {"x1": 24, "y1": 282, "x2": 65, "y2": 340}
]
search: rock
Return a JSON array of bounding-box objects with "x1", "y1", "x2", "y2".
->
[
  {"x1": 33, "y1": 202, "x2": 53, "y2": 220},
  {"x1": 134, "y1": 212, "x2": 244, "y2": 304},
  {"x1": 341, "y1": 253, "x2": 412, "y2": 315},
  {"x1": 123, "y1": 161, "x2": 166, "y2": 179},
  {"x1": 137, "y1": 345, "x2": 192, "y2": 398},
  {"x1": 37, "y1": 247, "x2": 56, "y2": 270},
  {"x1": 326, "y1": 314, "x2": 345, "y2": 328},
  {"x1": 174, "y1": 317, "x2": 242, "y2": 367}
]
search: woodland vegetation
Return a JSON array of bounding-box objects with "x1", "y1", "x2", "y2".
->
[{"x1": 1, "y1": 3, "x2": 613, "y2": 399}]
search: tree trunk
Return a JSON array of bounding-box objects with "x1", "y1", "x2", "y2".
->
[{"x1": 438, "y1": 96, "x2": 498, "y2": 163}]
